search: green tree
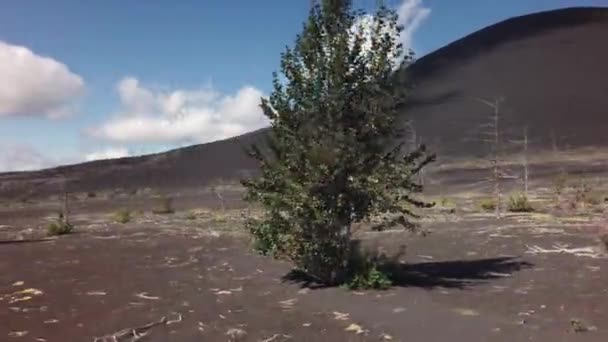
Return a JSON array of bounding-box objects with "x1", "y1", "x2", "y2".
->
[{"x1": 242, "y1": 0, "x2": 434, "y2": 286}]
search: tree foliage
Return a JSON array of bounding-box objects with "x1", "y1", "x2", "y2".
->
[{"x1": 242, "y1": 0, "x2": 434, "y2": 285}]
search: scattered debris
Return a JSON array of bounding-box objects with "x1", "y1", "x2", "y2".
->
[
  {"x1": 43, "y1": 319, "x2": 59, "y2": 324},
  {"x1": 226, "y1": 328, "x2": 247, "y2": 341},
  {"x1": 134, "y1": 292, "x2": 160, "y2": 300},
  {"x1": 525, "y1": 243, "x2": 605, "y2": 258},
  {"x1": 197, "y1": 322, "x2": 206, "y2": 332},
  {"x1": 345, "y1": 323, "x2": 365, "y2": 334},
  {"x1": 86, "y1": 291, "x2": 107, "y2": 296},
  {"x1": 260, "y1": 333, "x2": 281, "y2": 342},
  {"x1": 279, "y1": 298, "x2": 298, "y2": 310},
  {"x1": 166, "y1": 313, "x2": 182, "y2": 325},
  {"x1": 392, "y1": 307, "x2": 406, "y2": 313},
  {"x1": 452, "y1": 308, "x2": 479, "y2": 316},
  {"x1": 380, "y1": 333, "x2": 393, "y2": 340},
  {"x1": 332, "y1": 311, "x2": 350, "y2": 321},
  {"x1": 302, "y1": 323, "x2": 312, "y2": 327},
  {"x1": 8, "y1": 331, "x2": 28, "y2": 338},
  {"x1": 570, "y1": 319, "x2": 597, "y2": 333},
  {"x1": 93, "y1": 313, "x2": 182, "y2": 342},
  {"x1": 12, "y1": 281, "x2": 24, "y2": 286}
]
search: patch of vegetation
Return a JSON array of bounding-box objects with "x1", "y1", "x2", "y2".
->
[
  {"x1": 242, "y1": 2, "x2": 434, "y2": 286},
  {"x1": 152, "y1": 195, "x2": 174, "y2": 214},
  {"x1": 114, "y1": 209, "x2": 132, "y2": 224},
  {"x1": 86, "y1": 191, "x2": 96, "y2": 198},
  {"x1": 574, "y1": 181, "x2": 592, "y2": 204},
  {"x1": 47, "y1": 213, "x2": 74, "y2": 236},
  {"x1": 507, "y1": 193, "x2": 534, "y2": 212},
  {"x1": 185, "y1": 211, "x2": 197, "y2": 220},
  {"x1": 478, "y1": 198, "x2": 497, "y2": 211},
  {"x1": 210, "y1": 212, "x2": 228, "y2": 223},
  {"x1": 553, "y1": 172, "x2": 569, "y2": 201},
  {"x1": 346, "y1": 265, "x2": 392, "y2": 290}
]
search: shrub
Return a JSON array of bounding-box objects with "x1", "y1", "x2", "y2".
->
[
  {"x1": 114, "y1": 209, "x2": 132, "y2": 224},
  {"x1": 347, "y1": 265, "x2": 392, "y2": 290},
  {"x1": 152, "y1": 195, "x2": 174, "y2": 214},
  {"x1": 478, "y1": 198, "x2": 496, "y2": 211},
  {"x1": 47, "y1": 220, "x2": 73, "y2": 236},
  {"x1": 242, "y1": 2, "x2": 433, "y2": 285},
  {"x1": 185, "y1": 211, "x2": 197, "y2": 220},
  {"x1": 87, "y1": 191, "x2": 96, "y2": 198},
  {"x1": 553, "y1": 172, "x2": 568, "y2": 200},
  {"x1": 507, "y1": 193, "x2": 534, "y2": 212}
]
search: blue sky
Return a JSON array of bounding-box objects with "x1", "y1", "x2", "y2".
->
[{"x1": 0, "y1": 0, "x2": 605, "y2": 171}]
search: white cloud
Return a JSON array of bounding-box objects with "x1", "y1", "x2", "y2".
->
[
  {"x1": 84, "y1": 147, "x2": 130, "y2": 162},
  {"x1": 88, "y1": 77, "x2": 267, "y2": 144},
  {"x1": 0, "y1": 143, "x2": 135, "y2": 172},
  {"x1": 349, "y1": 0, "x2": 430, "y2": 67},
  {"x1": 0, "y1": 41, "x2": 85, "y2": 118},
  {"x1": 0, "y1": 143, "x2": 52, "y2": 172},
  {"x1": 396, "y1": 0, "x2": 431, "y2": 51}
]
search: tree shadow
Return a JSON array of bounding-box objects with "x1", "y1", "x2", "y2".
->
[
  {"x1": 385, "y1": 257, "x2": 533, "y2": 289},
  {"x1": 0, "y1": 238, "x2": 55, "y2": 245},
  {"x1": 283, "y1": 256, "x2": 533, "y2": 290}
]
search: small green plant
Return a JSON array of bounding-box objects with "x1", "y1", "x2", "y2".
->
[
  {"x1": 347, "y1": 265, "x2": 392, "y2": 290},
  {"x1": 153, "y1": 195, "x2": 174, "y2": 214},
  {"x1": 507, "y1": 193, "x2": 534, "y2": 212},
  {"x1": 478, "y1": 198, "x2": 496, "y2": 211},
  {"x1": 47, "y1": 212, "x2": 74, "y2": 236},
  {"x1": 47, "y1": 221, "x2": 73, "y2": 236},
  {"x1": 114, "y1": 209, "x2": 132, "y2": 224}
]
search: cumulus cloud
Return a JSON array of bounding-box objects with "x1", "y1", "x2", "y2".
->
[
  {"x1": 349, "y1": 0, "x2": 430, "y2": 66},
  {"x1": 396, "y1": 0, "x2": 431, "y2": 51},
  {"x1": 0, "y1": 41, "x2": 85, "y2": 118},
  {"x1": 0, "y1": 143, "x2": 135, "y2": 172},
  {"x1": 0, "y1": 143, "x2": 52, "y2": 172},
  {"x1": 88, "y1": 77, "x2": 267, "y2": 144},
  {"x1": 84, "y1": 147, "x2": 130, "y2": 162}
]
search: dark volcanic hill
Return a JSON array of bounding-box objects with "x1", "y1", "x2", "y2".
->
[{"x1": 1, "y1": 7, "x2": 607, "y2": 198}]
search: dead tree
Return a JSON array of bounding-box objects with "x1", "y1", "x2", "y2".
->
[
  {"x1": 211, "y1": 185, "x2": 226, "y2": 212},
  {"x1": 404, "y1": 120, "x2": 425, "y2": 186},
  {"x1": 475, "y1": 96, "x2": 507, "y2": 219},
  {"x1": 61, "y1": 180, "x2": 70, "y2": 225},
  {"x1": 508, "y1": 125, "x2": 531, "y2": 196}
]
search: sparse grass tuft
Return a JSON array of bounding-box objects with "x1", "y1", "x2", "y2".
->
[
  {"x1": 346, "y1": 265, "x2": 392, "y2": 290},
  {"x1": 114, "y1": 209, "x2": 132, "y2": 224},
  {"x1": 478, "y1": 198, "x2": 496, "y2": 211},
  {"x1": 185, "y1": 211, "x2": 197, "y2": 220},
  {"x1": 507, "y1": 193, "x2": 534, "y2": 212},
  {"x1": 153, "y1": 195, "x2": 174, "y2": 214},
  {"x1": 47, "y1": 215, "x2": 74, "y2": 236}
]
